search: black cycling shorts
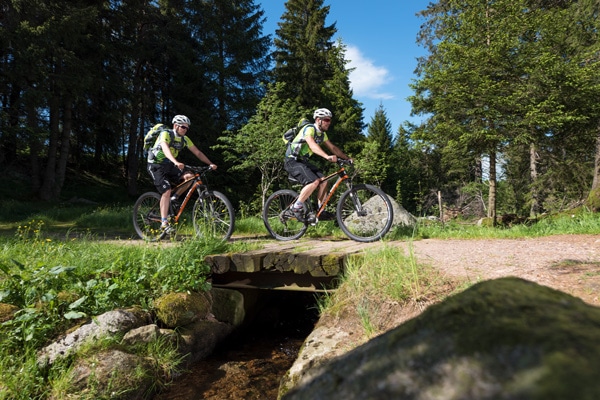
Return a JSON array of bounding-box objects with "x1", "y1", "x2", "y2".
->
[
  {"x1": 147, "y1": 162, "x2": 183, "y2": 194},
  {"x1": 284, "y1": 157, "x2": 324, "y2": 186}
]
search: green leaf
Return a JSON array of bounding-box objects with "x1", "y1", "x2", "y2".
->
[
  {"x1": 68, "y1": 296, "x2": 88, "y2": 309},
  {"x1": 64, "y1": 311, "x2": 87, "y2": 320}
]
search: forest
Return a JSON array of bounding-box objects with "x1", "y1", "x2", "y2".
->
[{"x1": 1, "y1": 0, "x2": 599, "y2": 222}]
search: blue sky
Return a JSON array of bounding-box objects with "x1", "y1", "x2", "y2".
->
[{"x1": 260, "y1": 0, "x2": 432, "y2": 134}]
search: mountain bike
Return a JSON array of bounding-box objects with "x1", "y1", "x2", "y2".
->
[
  {"x1": 133, "y1": 165, "x2": 235, "y2": 241},
  {"x1": 262, "y1": 159, "x2": 393, "y2": 242}
]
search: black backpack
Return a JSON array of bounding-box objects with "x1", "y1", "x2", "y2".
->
[
  {"x1": 143, "y1": 123, "x2": 174, "y2": 157},
  {"x1": 283, "y1": 118, "x2": 312, "y2": 146}
]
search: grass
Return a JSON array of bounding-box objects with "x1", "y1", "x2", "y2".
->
[
  {"x1": 0, "y1": 193, "x2": 598, "y2": 397},
  {"x1": 316, "y1": 208, "x2": 599, "y2": 341},
  {"x1": 0, "y1": 216, "x2": 251, "y2": 399},
  {"x1": 387, "y1": 208, "x2": 600, "y2": 241},
  {"x1": 321, "y1": 243, "x2": 459, "y2": 341}
]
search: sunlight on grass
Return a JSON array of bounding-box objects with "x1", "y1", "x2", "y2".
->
[{"x1": 320, "y1": 243, "x2": 458, "y2": 339}]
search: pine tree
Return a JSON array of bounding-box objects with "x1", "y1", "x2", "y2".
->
[
  {"x1": 272, "y1": 0, "x2": 336, "y2": 108},
  {"x1": 356, "y1": 105, "x2": 392, "y2": 189},
  {"x1": 273, "y1": 1, "x2": 364, "y2": 152}
]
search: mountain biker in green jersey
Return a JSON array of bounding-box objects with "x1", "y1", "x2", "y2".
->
[
  {"x1": 284, "y1": 108, "x2": 352, "y2": 222},
  {"x1": 147, "y1": 115, "x2": 217, "y2": 230}
]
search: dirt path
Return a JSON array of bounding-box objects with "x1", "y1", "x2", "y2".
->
[{"x1": 399, "y1": 234, "x2": 600, "y2": 305}]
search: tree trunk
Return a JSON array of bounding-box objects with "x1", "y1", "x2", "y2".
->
[
  {"x1": 487, "y1": 150, "x2": 497, "y2": 225},
  {"x1": 26, "y1": 103, "x2": 42, "y2": 194},
  {"x1": 530, "y1": 142, "x2": 540, "y2": 217},
  {"x1": 586, "y1": 121, "x2": 600, "y2": 211},
  {"x1": 592, "y1": 122, "x2": 600, "y2": 191},
  {"x1": 55, "y1": 97, "x2": 73, "y2": 198},
  {"x1": 40, "y1": 94, "x2": 61, "y2": 201},
  {"x1": 125, "y1": 95, "x2": 144, "y2": 198}
]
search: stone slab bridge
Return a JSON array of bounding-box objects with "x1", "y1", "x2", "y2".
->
[{"x1": 204, "y1": 239, "x2": 386, "y2": 292}]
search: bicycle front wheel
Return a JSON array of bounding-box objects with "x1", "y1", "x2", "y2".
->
[
  {"x1": 337, "y1": 184, "x2": 394, "y2": 242},
  {"x1": 133, "y1": 192, "x2": 167, "y2": 241},
  {"x1": 192, "y1": 190, "x2": 235, "y2": 240},
  {"x1": 263, "y1": 189, "x2": 307, "y2": 241}
]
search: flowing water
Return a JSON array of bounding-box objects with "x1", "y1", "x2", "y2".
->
[{"x1": 153, "y1": 291, "x2": 320, "y2": 399}]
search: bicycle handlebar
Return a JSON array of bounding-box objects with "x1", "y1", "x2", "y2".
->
[
  {"x1": 185, "y1": 165, "x2": 214, "y2": 174},
  {"x1": 337, "y1": 159, "x2": 353, "y2": 167}
]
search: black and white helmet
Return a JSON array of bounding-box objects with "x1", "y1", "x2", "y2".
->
[
  {"x1": 172, "y1": 115, "x2": 191, "y2": 126},
  {"x1": 313, "y1": 108, "x2": 332, "y2": 120}
]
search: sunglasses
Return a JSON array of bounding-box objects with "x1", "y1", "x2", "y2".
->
[
  {"x1": 321, "y1": 118, "x2": 331, "y2": 122},
  {"x1": 178, "y1": 125, "x2": 189, "y2": 130}
]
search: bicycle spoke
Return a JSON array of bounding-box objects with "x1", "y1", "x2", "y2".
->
[
  {"x1": 337, "y1": 184, "x2": 393, "y2": 242},
  {"x1": 263, "y1": 190, "x2": 307, "y2": 241},
  {"x1": 193, "y1": 191, "x2": 235, "y2": 240},
  {"x1": 133, "y1": 192, "x2": 165, "y2": 241}
]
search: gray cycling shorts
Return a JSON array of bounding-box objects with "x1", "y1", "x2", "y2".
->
[{"x1": 284, "y1": 158, "x2": 324, "y2": 186}]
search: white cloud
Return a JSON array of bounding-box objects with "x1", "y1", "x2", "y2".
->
[{"x1": 346, "y1": 45, "x2": 394, "y2": 100}]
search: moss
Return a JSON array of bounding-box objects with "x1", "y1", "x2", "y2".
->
[
  {"x1": 321, "y1": 254, "x2": 341, "y2": 275},
  {"x1": 284, "y1": 278, "x2": 600, "y2": 399},
  {"x1": 0, "y1": 303, "x2": 18, "y2": 323},
  {"x1": 586, "y1": 187, "x2": 600, "y2": 212},
  {"x1": 154, "y1": 292, "x2": 211, "y2": 328},
  {"x1": 396, "y1": 278, "x2": 600, "y2": 397}
]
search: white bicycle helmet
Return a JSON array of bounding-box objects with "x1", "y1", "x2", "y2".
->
[
  {"x1": 313, "y1": 108, "x2": 333, "y2": 120},
  {"x1": 172, "y1": 115, "x2": 191, "y2": 126}
]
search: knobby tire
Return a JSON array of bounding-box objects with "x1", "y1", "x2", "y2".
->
[
  {"x1": 132, "y1": 192, "x2": 167, "y2": 241},
  {"x1": 336, "y1": 184, "x2": 393, "y2": 242},
  {"x1": 263, "y1": 189, "x2": 308, "y2": 241},
  {"x1": 192, "y1": 190, "x2": 235, "y2": 240}
]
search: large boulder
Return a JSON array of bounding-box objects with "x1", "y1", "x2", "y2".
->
[
  {"x1": 389, "y1": 196, "x2": 417, "y2": 228},
  {"x1": 342, "y1": 193, "x2": 415, "y2": 235},
  {"x1": 38, "y1": 308, "x2": 151, "y2": 365},
  {"x1": 282, "y1": 277, "x2": 600, "y2": 399}
]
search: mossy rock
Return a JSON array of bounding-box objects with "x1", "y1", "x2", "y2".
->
[
  {"x1": 283, "y1": 277, "x2": 600, "y2": 400},
  {"x1": 154, "y1": 292, "x2": 211, "y2": 328}
]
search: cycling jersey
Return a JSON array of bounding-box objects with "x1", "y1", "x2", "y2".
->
[
  {"x1": 285, "y1": 125, "x2": 329, "y2": 159},
  {"x1": 148, "y1": 129, "x2": 194, "y2": 163}
]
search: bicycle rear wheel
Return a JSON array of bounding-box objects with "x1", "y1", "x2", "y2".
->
[
  {"x1": 133, "y1": 192, "x2": 167, "y2": 241},
  {"x1": 337, "y1": 184, "x2": 394, "y2": 242},
  {"x1": 263, "y1": 189, "x2": 307, "y2": 241},
  {"x1": 192, "y1": 190, "x2": 235, "y2": 240}
]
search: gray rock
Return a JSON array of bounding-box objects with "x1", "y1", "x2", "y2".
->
[
  {"x1": 342, "y1": 193, "x2": 415, "y2": 235},
  {"x1": 38, "y1": 308, "x2": 150, "y2": 365},
  {"x1": 389, "y1": 196, "x2": 417, "y2": 228},
  {"x1": 122, "y1": 324, "x2": 161, "y2": 345},
  {"x1": 69, "y1": 349, "x2": 152, "y2": 399},
  {"x1": 178, "y1": 318, "x2": 235, "y2": 365},
  {"x1": 211, "y1": 287, "x2": 246, "y2": 327},
  {"x1": 282, "y1": 277, "x2": 600, "y2": 399}
]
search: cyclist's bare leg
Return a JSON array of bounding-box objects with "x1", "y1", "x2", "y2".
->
[
  {"x1": 298, "y1": 179, "x2": 320, "y2": 204},
  {"x1": 316, "y1": 179, "x2": 328, "y2": 208},
  {"x1": 160, "y1": 190, "x2": 172, "y2": 225}
]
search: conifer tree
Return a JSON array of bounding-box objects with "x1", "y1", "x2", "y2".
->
[
  {"x1": 273, "y1": 1, "x2": 364, "y2": 152},
  {"x1": 272, "y1": 0, "x2": 336, "y2": 108}
]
